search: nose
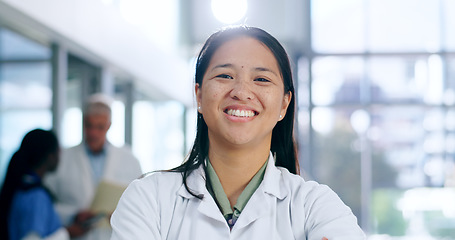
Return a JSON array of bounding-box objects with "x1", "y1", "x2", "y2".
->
[{"x1": 230, "y1": 78, "x2": 254, "y2": 101}]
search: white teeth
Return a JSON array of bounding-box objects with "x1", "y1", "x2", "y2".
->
[{"x1": 227, "y1": 109, "x2": 255, "y2": 117}]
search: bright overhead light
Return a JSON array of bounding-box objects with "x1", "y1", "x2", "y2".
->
[
  {"x1": 211, "y1": 0, "x2": 248, "y2": 24},
  {"x1": 119, "y1": 0, "x2": 152, "y2": 25}
]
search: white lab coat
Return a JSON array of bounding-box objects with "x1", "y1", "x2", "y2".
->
[
  {"x1": 110, "y1": 153, "x2": 365, "y2": 240},
  {"x1": 22, "y1": 228, "x2": 69, "y2": 240},
  {"x1": 44, "y1": 143, "x2": 142, "y2": 240}
]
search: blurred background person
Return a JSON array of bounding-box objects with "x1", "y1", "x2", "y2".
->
[
  {"x1": 44, "y1": 94, "x2": 142, "y2": 240},
  {"x1": 0, "y1": 129, "x2": 89, "y2": 240}
]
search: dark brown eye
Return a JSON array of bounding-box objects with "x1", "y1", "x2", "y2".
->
[
  {"x1": 216, "y1": 74, "x2": 233, "y2": 79},
  {"x1": 255, "y1": 77, "x2": 270, "y2": 82}
]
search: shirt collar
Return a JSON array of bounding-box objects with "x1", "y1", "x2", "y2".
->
[
  {"x1": 20, "y1": 171, "x2": 42, "y2": 189},
  {"x1": 205, "y1": 157, "x2": 268, "y2": 218},
  {"x1": 179, "y1": 152, "x2": 287, "y2": 201},
  {"x1": 261, "y1": 152, "x2": 287, "y2": 200},
  {"x1": 206, "y1": 159, "x2": 233, "y2": 216},
  {"x1": 84, "y1": 141, "x2": 108, "y2": 157}
]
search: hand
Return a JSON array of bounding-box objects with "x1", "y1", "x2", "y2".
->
[
  {"x1": 66, "y1": 222, "x2": 90, "y2": 238},
  {"x1": 74, "y1": 210, "x2": 96, "y2": 223},
  {"x1": 322, "y1": 238, "x2": 328, "y2": 240},
  {"x1": 66, "y1": 210, "x2": 96, "y2": 237}
]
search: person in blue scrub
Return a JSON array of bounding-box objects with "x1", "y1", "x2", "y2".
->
[{"x1": 0, "y1": 129, "x2": 89, "y2": 240}]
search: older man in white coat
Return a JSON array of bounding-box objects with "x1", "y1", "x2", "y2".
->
[{"x1": 45, "y1": 94, "x2": 142, "y2": 240}]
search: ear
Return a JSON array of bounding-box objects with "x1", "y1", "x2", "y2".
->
[
  {"x1": 279, "y1": 91, "x2": 292, "y2": 121},
  {"x1": 195, "y1": 83, "x2": 202, "y2": 113}
]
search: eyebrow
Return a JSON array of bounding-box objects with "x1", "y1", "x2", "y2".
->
[
  {"x1": 211, "y1": 64, "x2": 279, "y2": 77},
  {"x1": 212, "y1": 63, "x2": 233, "y2": 70},
  {"x1": 254, "y1": 67, "x2": 279, "y2": 77}
]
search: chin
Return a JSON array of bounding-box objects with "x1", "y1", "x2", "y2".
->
[
  {"x1": 87, "y1": 143, "x2": 102, "y2": 152},
  {"x1": 226, "y1": 136, "x2": 256, "y2": 146}
]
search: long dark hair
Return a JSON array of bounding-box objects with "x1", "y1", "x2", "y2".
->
[
  {"x1": 0, "y1": 129, "x2": 59, "y2": 239},
  {"x1": 172, "y1": 25, "x2": 298, "y2": 198}
]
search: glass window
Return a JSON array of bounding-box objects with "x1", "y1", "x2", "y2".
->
[
  {"x1": 297, "y1": 57, "x2": 311, "y2": 108},
  {"x1": 107, "y1": 100, "x2": 125, "y2": 147},
  {"x1": 444, "y1": 0, "x2": 455, "y2": 51},
  {"x1": 312, "y1": 57, "x2": 364, "y2": 105},
  {"x1": 0, "y1": 62, "x2": 52, "y2": 108},
  {"x1": 0, "y1": 28, "x2": 50, "y2": 60},
  {"x1": 0, "y1": 29, "x2": 52, "y2": 184},
  {"x1": 132, "y1": 100, "x2": 185, "y2": 173},
  {"x1": 367, "y1": 106, "x2": 455, "y2": 238},
  {"x1": 447, "y1": 55, "x2": 455, "y2": 94},
  {"x1": 61, "y1": 106, "x2": 83, "y2": 148},
  {"x1": 311, "y1": 0, "x2": 365, "y2": 53},
  {"x1": 307, "y1": 1, "x2": 455, "y2": 238},
  {"x1": 368, "y1": 55, "x2": 444, "y2": 104},
  {"x1": 367, "y1": 0, "x2": 440, "y2": 52},
  {"x1": 185, "y1": 106, "x2": 197, "y2": 154},
  {"x1": 0, "y1": 62, "x2": 53, "y2": 171},
  {"x1": 369, "y1": 106, "x2": 427, "y2": 189},
  {"x1": 61, "y1": 76, "x2": 83, "y2": 148},
  {"x1": 61, "y1": 55, "x2": 101, "y2": 148},
  {"x1": 393, "y1": 188, "x2": 455, "y2": 237},
  {"x1": 311, "y1": 107, "x2": 362, "y2": 221}
]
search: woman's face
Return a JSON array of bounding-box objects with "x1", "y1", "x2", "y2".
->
[{"x1": 196, "y1": 36, "x2": 291, "y2": 149}]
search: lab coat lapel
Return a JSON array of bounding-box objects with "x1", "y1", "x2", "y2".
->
[
  {"x1": 76, "y1": 144, "x2": 94, "y2": 185},
  {"x1": 103, "y1": 143, "x2": 114, "y2": 180},
  {"x1": 177, "y1": 165, "x2": 227, "y2": 224},
  {"x1": 197, "y1": 193, "x2": 227, "y2": 224},
  {"x1": 233, "y1": 187, "x2": 271, "y2": 230},
  {"x1": 176, "y1": 154, "x2": 287, "y2": 230},
  {"x1": 76, "y1": 144, "x2": 97, "y2": 205},
  {"x1": 261, "y1": 153, "x2": 286, "y2": 200},
  {"x1": 233, "y1": 154, "x2": 286, "y2": 230}
]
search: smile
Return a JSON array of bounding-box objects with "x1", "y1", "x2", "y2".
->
[{"x1": 225, "y1": 109, "x2": 256, "y2": 117}]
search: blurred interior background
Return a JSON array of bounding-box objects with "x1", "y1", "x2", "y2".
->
[{"x1": 1, "y1": 0, "x2": 455, "y2": 239}]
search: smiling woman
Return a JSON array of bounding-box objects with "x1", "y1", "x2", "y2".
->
[
  {"x1": 195, "y1": 36, "x2": 291, "y2": 153},
  {"x1": 110, "y1": 25, "x2": 366, "y2": 240}
]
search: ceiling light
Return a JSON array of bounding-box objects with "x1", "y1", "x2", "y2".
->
[{"x1": 211, "y1": 0, "x2": 248, "y2": 24}]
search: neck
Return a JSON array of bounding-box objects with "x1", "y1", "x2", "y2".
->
[
  {"x1": 208, "y1": 139, "x2": 270, "y2": 207},
  {"x1": 87, "y1": 142, "x2": 105, "y2": 154},
  {"x1": 33, "y1": 167, "x2": 47, "y2": 179}
]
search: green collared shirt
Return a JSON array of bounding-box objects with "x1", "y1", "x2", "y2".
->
[{"x1": 206, "y1": 158, "x2": 268, "y2": 228}]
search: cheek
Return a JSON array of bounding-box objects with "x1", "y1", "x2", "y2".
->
[
  {"x1": 201, "y1": 84, "x2": 223, "y2": 102},
  {"x1": 262, "y1": 91, "x2": 286, "y2": 110}
]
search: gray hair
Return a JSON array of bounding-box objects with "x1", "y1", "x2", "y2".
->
[{"x1": 83, "y1": 93, "x2": 113, "y2": 121}]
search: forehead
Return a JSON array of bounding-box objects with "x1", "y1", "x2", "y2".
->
[
  {"x1": 209, "y1": 36, "x2": 279, "y2": 68},
  {"x1": 84, "y1": 114, "x2": 109, "y2": 123}
]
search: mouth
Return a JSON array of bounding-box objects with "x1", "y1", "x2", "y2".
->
[{"x1": 224, "y1": 108, "x2": 258, "y2": 118}]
